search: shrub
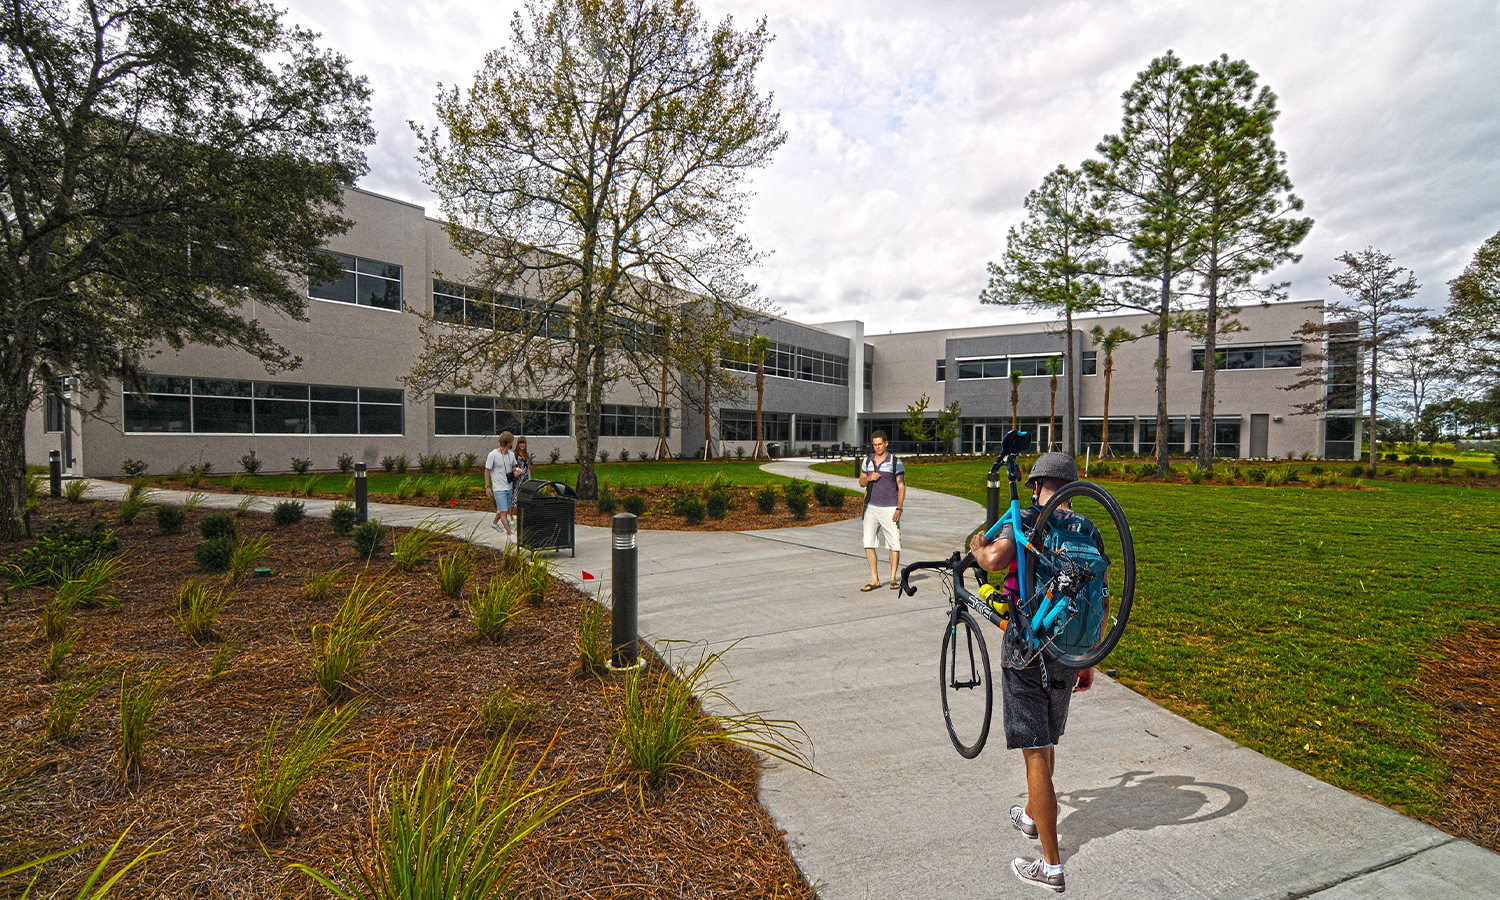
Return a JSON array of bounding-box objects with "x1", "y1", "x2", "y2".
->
[
  {"x1": 302, "y1": 568, "x2": 344, "y2": 602},
  {"x1": 825, "y1": 489, "x2": 846, "y2": 510},
  {"x1": 329, "y1": 502, "x2": 359, "y2": 535},
  {"x1": 463, "y1": 451, "x2": 480, "y2": 471},
  {"x1": 704, "y1": 493, "x2": 729, "y2": 519},
  {"x1": 677, "y1": 495, "x2": 706, "y2": 525},
  {"x1": 434, "y1": 551, "x2": 472, "y2": 598},
  {"x1": 637, "y1": 450, "x2": 649, "y2": 462},
  {"x1": 782, "y1": 479, "x2": 811, "y2": 506},
  {"x1": 756, "y1": 487, "x2": 777, "y2": 513},
  {"x1": 596, "y1": 489, "x2": 618, "y2": 516},
  {"x1": 63, "y1": 480, "x2": 88, "y2": 503},
  {"x1": 352, "y1": 520, "x2": 386, "y2": 559},
  {"x1": 337, "y1": 452, "x2": 355, "y2": 474},
  {"x1": 622, "y1": 494, "x2": 648, "y2": 517},
  {"x1": 471, "y1": 574, "x2": 523, "y2": 641},
  {"x1": 548, "y1": 448, "x2": 561, "y2": 464},
  {"x1": 1245, "y1": 466, "x2": 1269, "y2": 483},
  {"x1": 156, "y1": 504, "x2": 186, "y2": 535},
  {"x1": 246, "y1": 702, "x2": 362, "y2": 841},
  {"x1": 785, "y1": 491, "x2": 809, "y2": 519},
  {"x1": 393, "y1": 517, "x2": 458, "y2": 572},
  {"x1": 290, "y1": 457, "x2": 312, "y2": 475},
  {"x1": 1309, "y1": 465, "x2": 1324, "y2": 476},
  {"x1": 611, "y1": 646, "x2": 809, "y2": 786},
  {"x1": 811, "y1": 481, "x2": 830, "y2": 505},
  {"x1": 12, "y1": 519, "x2": 119, "y2": 583},
  {"x1": 200, "y1": 512, "x2": 237, "y2": 542},
  {"x1": 478, "y1": 687, "x2": 538, "y2": 735},
  {"x1": 240, "y1": 450, "x2": 263, "y2": 475},
  {"x1": 418, "y1": 453, "x2": 441, "y2": 474},
  {"x1": 1348, "y1": 465, "x2": 1366, "y2": 478},
  {"x1": 196, "y1": 535, "x2": 236, "y2": 572},
  {"x1": 380, "y1": 455, "x2": 396, "y2": 472},
  {"x1": 272, "y1": 500, "x2": 306, "y2": 526},
  {"x1": 304, "y1": 579, "x2": 396, "y2": 705},
  {"x1": 120, "y1": 458, "x2": 149, "y2": 478},
  {"x1": 118, "y1": 665, "x2": 169, "y2": 783},
  {"x1": 735, "y1": 445, "x2": 746, "y2": 459},
  {"x1": 173, "y1": 579, "x2": 233, "y2": 640},
  {"x1": 599, "y1": 449, "x2": 610, "y2": 463}
]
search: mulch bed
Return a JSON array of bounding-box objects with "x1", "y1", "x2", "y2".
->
[
  {"x1": 1418, "y1": 629, "x2": 1500, "y2": 853},
  {"x1": 0, "y1": 499, "x2": 815, "y2": 899},
  {"x1": 123, "y1": 479, "x2": 862, "y2": 532}
]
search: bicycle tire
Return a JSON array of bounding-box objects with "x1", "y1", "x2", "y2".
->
[
  {"x1": 940, "y1": 605, "x2": 993, "y2": 759},
  {"x1": 1016, "y1": 480, "x2": 1135, "y2": 670}
]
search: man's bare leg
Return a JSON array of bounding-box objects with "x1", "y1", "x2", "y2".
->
[
  {"x1": 1022, "y1": 746, "x2": 1060, "y2": 865},
  {"x1": 889, "y1": 550, "x2": 900, "y2": 585},
  {"x1": 865, "y1": 548, "x2": 880, "y2": 585}
]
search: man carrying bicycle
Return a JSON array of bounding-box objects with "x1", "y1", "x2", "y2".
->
[{"x1": 968, "y1": 451, "x2": 1093, "y2": 893}]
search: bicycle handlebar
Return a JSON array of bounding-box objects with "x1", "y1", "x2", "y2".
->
[{"x1": 899, "y1": 551, "x2": 983, "y2": 597}]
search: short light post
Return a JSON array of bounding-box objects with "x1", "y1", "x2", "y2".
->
[
  {"x1": 354, "y1": 462, "x2": 368, "y2": 524},
  {"x1": 49, "y1": 450, "x2": 62, "y2": 499},
  {"x1": 985, "y1": 471, "x2": 1000, "y2": 532},
  {"x1": 609, "y1": 512, "x2": 640, "y2": 670}
]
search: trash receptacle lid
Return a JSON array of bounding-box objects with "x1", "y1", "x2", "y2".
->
[{"x1": 515, "y1": 480, "x2": 578, "y2": 503}]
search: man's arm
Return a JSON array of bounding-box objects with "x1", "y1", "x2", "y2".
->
[
  {"x1": 858, "y1": 458, "x2": 877, "y2": 488},
  {"x1": 894, "y1": 475, "x2": 906, "y2": 521},
  {"x1": 483, "y1": 462, "x2": 495, "y2": 495},
  {"x1": 968, "y1": 530, "x2": 1016, "y2": 572}
]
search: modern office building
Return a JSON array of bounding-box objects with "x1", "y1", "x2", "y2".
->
[{"x1": 25, "y1": 186, "x2": 1361, "y2": 476}]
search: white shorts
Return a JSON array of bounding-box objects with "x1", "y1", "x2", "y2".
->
[{"x1": 862, "y1": 505, "x2": 901, "y2": 552}]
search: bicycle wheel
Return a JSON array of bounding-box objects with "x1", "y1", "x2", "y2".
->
[
  {"x1": 940, "y1": 605, "x2": 992, "y2": 759},
  {"x1": 1016, "y1": 480, "x2": 1135, "y2": 670}
]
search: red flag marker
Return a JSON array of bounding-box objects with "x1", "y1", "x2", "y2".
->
[{"x1": 582, "y1": 571, "x2": 595, "y2": 580}]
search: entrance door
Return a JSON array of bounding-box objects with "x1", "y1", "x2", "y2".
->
[
  {"x1": 969, "y1": 423, "x2": 987, "y2": 454},
  {"x1": 1250, "y1": 414, "x2": 1269, "y2": 458}
]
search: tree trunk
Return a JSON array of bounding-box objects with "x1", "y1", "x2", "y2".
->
[
  {"x1": 1064, "y1": 310, "x2": 1077, "y2": 455},
  {"x1": 654, "y1": 359, "x2": 670, "y2": 460},
  {"x1": 1101, "y1": 356, "x2": 1114, "y2": 458},
  {"x1": 1048, "y1": 376, "x2": 1057, "y2": 453},
  {"x1": 0, "y1": 354, "x2": 36, "y2": 541},
  {"x1": 1197, "y1": 247, "x2": 1220, "y2": 473},
  {"x1": 753, "y1": 361, "x2": 766, "y2": 459},
  {"x1": 702, "y1": 362, "x2": 714, "y2": 460},
  {"x1": 1368, "y1": 345, "x2": 1380, "y2": 476},
  {"x1": 1155, "y1": 267, "x2": 1172, "y2": 478}
]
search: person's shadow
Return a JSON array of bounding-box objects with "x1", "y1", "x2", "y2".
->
[{"x1": 1053, "y1": 770, "x2": 1249, "y2": 862}]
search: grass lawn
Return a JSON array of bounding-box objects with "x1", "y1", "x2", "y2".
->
[{"x1": 816, "y1": 458, "x2": 1500, "y2": 822}]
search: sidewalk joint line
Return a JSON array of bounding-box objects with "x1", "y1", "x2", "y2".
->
[{"x1": 1276, "y1": 838, "x2": 1458, "y2": 899}]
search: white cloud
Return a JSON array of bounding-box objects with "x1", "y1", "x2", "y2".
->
[{"x1": 281, "y1": 0, "x2": 1500, "y2": 330}]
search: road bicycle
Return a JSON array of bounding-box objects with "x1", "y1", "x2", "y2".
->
[{"x1": 898, "y1": 430, "x2": 1136, "y2": 758}]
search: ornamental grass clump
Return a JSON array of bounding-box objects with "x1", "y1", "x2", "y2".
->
[
  {"x1": 290, "y1": 736, "x2": 573, "y2": 900},
  {"x1": 42, "y1": 629, "x2": 82, "y2": 682},
  {"x1": 245, "y1": 701, "x2": 363, "y2": 842},
  {"x1": 574, "y1": 597, "x2": 608, "y2": 676},
  {"x1": 208, "y1": 636, "x2": 240, "y2": 682},
  {"x1": 63, "y1": 480, "x2": 88, "y2": 503},
  {"x1": 610, "y1": 645, "x2": 812, "y2": 787},
  {"x1": 470, "y1": 574, "x2": 523, "y2": 642},
  {"x1": 46, "y1": 667, "x2": 114, "y2": 742},
  {"x1": 304, "y1": 579, "x2": 396, "y2": 705},
  {"x1": 117, "y1": 481, "x2": 152, "y2": 524},
  {"x1": 55, "y1": 554, "x2": 127, "y2": 610},
  {"x1": 228, "y1": 535, "x2": 272, "y2": 583},
  {"x1": 118, "y1": 665, "x2": 170, "y2": 783},
  {"x1": 300, "y1": 475, "x2": 325, "y2": 497},
  {"x1": 39, "y1": 598, "x2": 73, "y2": 642},
  {"x1": 434, "y1": 550, "x2": 472, "y2": 597},
  {"x1": 173, "y1": 579, "x2": 233, "y2": 641},
  {"x1": 392, "y1": 517, "x2": 458, "y2": 572},
  {"x1": 435, "y1": 475, "x2": 471, "y2": 505},
  {"x1": 478, "y1": 687, "x2": 538, "y2": 736},
  {"x1": 302, "y1": 568, "x2": 344, "y2": 602}
]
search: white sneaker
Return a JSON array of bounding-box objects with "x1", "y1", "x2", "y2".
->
[
  {"x1": 1012, "y1": 857, "x2": 1065, "y2": 893},
  {"x1": 491, "y1": 522, "x2": 502, "y2": 533}
]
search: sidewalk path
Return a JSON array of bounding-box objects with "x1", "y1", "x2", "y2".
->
[{"x1": 80, "y1": 470, "x2": 1500, "y2": 898}]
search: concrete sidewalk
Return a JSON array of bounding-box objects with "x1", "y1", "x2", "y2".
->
[{"x1": 80, "y1": 470, "x2": 1500, "y2": 898}]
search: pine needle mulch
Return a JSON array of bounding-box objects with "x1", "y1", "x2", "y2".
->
[
  {"x1": 1417, "y1": 628, "x2": 1500, "y2": 853},
  {"x1": 0, "y1": 499, "x2": 815, "y2": 899}
]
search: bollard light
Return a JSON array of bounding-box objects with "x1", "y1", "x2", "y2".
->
[
  {"x1": 985, "y1": 472, "x2": 1000, "y2": 532},
  {"x1": 49, "y1": 450, "x2": 62, "y2": 499},
  {"x1": 609, "y1": 512, "x2": 640, "y2": 670},
  {"x1": 354, "y1": 461, "x2": 368, "y2": 524}
]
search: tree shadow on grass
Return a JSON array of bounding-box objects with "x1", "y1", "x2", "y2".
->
[{"x1": 1056, "y1": 770, "x2": 1250, "y2": 863}]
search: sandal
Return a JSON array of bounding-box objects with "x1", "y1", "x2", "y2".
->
[
  {"x1": 860, "y1": 582, "x2": 883, "y2": 592},
  {"x1": 889, "y1": 581, "x2": 900, "y2": 590}
]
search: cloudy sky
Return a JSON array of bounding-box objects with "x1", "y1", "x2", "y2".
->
[{"x1": 279, "y1": 0, "x2": 1500, "y2": 334}]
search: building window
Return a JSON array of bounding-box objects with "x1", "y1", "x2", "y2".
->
[
  {"x1": 936, "y1": 359, "x2": 946, "y2": 381},
  {"x1": 598, "y1": 404, "x2": 668, "y2": 438},
  {"x1": 796, "y1": 415, "x2": 838, "y2": 442},
  {"x1": 44, "y1": 388, "x2": 66, "y2": 433},
  {"x1": 954, "y1": 353, "x2": 1062, "y2": 379},
  {"x1": 1190, "y1": 343, "x2": 1302, "y2": 371},
  {"x1": 125, "y1": 376, "x2": 403, "y2": 434},
  {"x1": 1082, "y1": 351, "x2": 1097, "y2": 376},
  {"x1": 1190, "y1": 417, "x2": 1242, "y2": 458},
  {"x1": 309, "y1": 252, "x2": 402, "y2": 310},
  {"x1": 1138, "y1": 417, "x2": 1189, "y2": 454},
  {"x1": 721, "y1": 409, "x2": 790, "y2": 442},
  {"x1": 1324, "y1": 417, "x2": 1357, "y2": 459},
  {"x1": 722, "y1": 338, "x2": 849, "y2": 387},
  {"x1": 1078, "y1": 419, "x2": 1133, "y2": 455},
  {"x1": 433, "y1": 280, "x2": 571, "y2": 339},
  {"x1": 434, "y1": 394, "x2": 571, "y2": 437},
  {"x1": 1325, "y1": 330, "x2": 1360, "y2": 412}
]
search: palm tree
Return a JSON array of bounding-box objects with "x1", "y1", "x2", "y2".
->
[
  {"x1": 749, "y1": 334, "x2": 770, "y2": 459},
  {"x1": 1009, "y1": 369, "x2": 1022, "y2": 432},
  {"x1": 1046, "y1": 355, "x2": 1061, "y2": 451},
  {"x1": 1091, "y1": 325, "x2": 1133, "y2": 457}
]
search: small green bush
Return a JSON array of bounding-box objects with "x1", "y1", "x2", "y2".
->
[
  {"x1": 352, "y1": 520, "x2": 386, "y2": 559},
  {"x1": 196, "y1": 535, "x2": 236, "y2": 572},
  {"x1": 811, "y1": 481, "x2": 831, "y2": 505},
  {"x1": 548, "y1": 448, "x2": 561, "y2": 464},
  {"x1": 329, "y1": 503, "x2": 359, "y2": 535},
  {"x1": 290, "y1": 457, "x2": 312, "y2": 475},
  {"x1": 11, "y1": 519, "x2": 119, "y2": 583},
  {"x1": 394, "y1": 454, "x2": 409, "y2": 474},
  {"x1": 120, "y1": 458, "x2": 149, "y2": 478},
  {"x1": 380, "y1": 455, "x2": 396, "y2": 472},
  {"x1": 200, "y1": 512, "x2": 237, "y2": 542},
  {"x1": 825, "y1": 490, "x2": 846, "y2": 510},
  {"x1": 785, "y1": 492, "x2": 809, "y2": 519},
  {"x1": 704, "y1": 493, "x2": 729, "y2": 519},
  {"x1": 622, "y1": 494, "x2": 648, "y2": 517},
  {"x1": 337, "y1": 452, "x2": 355, "y2": 473},
  {"x1": 596, "y1": 489, "x2": 618, "y2": 516},
  {"x1": 240, "y1": 450, "x2": 263, "y2": 475},
  {"x1": 599, "y1": 449, "x2": 610, "y2": 463},
  {"x1": 756, "y1": 487, "x2": 777, "y2": 514},
  {"x1": 272, "y1": 500, "x2": 306, "y2": 526},
  {"x1": 156, "y1": 504, "x2": 186, "y2": 535},
  {"x1": 677, "y1": 496, "x2": 705, "y2": 525},
  {"x1": 1348, "y1": 465, "x2": 1366, "y2": 478},
  {"x1": 1245, "y1": 466, "x2": 1269, "y2": 483}
]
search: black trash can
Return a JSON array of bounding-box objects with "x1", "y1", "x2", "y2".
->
[
  {"x1": 514, "y1": 480, "x2": 578, "y2": 557},
  {"x1": 767, "y1": 442, "x2": 782, "y2": 459}
]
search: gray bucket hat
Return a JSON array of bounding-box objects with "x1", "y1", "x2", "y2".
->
[{"x1": 1026, "y1": 451, "x2": 1079, "y2": 486}]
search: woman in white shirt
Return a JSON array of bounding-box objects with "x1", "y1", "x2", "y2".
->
[{"x1": 484, "y1": 432, "x2": 517, "y2": 537}]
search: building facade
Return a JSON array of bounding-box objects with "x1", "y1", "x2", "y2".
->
[{"x1": 25, "y1": 187, "x2": 1360, "y2": 475}]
